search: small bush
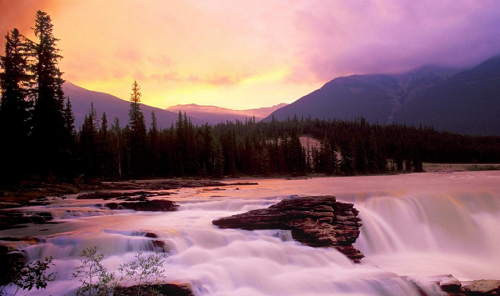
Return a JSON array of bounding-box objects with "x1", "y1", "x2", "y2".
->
[
  {"x1": 0, "y1": 255, "x2": 55, "y2": 296},
  {"x1": 72, "y1": 247, "x2": 117, "y2": 296},
  {"x1": 117, "y1": 252, "x2": 166, "y2": 296}
]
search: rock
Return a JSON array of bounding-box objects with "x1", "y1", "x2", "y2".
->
[
  {"x1": 0, "y1": 202, "x2": 22, "y2": 209},
  {"x1": 0, "y1": 210, "x2": 54, "y2": 230},
  {"x1": 0, "y1": 247, "x2": 26, "y2": 287},
  {"x1": 77, "y1": 191, "x2": 151, "y2": 200},
  {"x1": 462, "y1": 280, "x2": 500, "y2": 295},
  {"x1": 29, "y1": 212, "x2": 53, "y2": 224},
  {"x1": 228, "y1": 182, "x2": 259, "y2": 186},
  {"x1": 439, "y1": 275, "x2": 463, "y2": 293},
  {"x1": 438, "y1": 275, "x2": 500, "y2": 295},
  {"x1": 105, "y1": 200, "x2": 178, "y2": 212},
  {"x1": 114, "y1": 283, "x2": 193, "y2": 296},
  {"x1": 213, "y1": 196, "x2": 364, "y2": 262}
]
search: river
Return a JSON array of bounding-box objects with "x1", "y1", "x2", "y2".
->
[{"x1": 2, "y1": 171, "x2": 500, "y2": 295}]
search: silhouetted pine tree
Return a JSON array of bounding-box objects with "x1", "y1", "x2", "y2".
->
[
  {"x1": 80, "y1": 103, "x2": 99, "y2": 180},
  {"x1": 109, "y1": 117, "x2": 122, "y2": 178},
  {"x1": 61, "y1": 97, "x2": 76, "y2": 180},
  {"x1": 148, "y1": 111, "x2": 160, "y2": 176},
  {"x1": 340, "y1": 141, "x2": 355, "y2": 176},
  {"x1": 29, "y1": 11, "x2": 68, "y2": 180},
  {"x1": 0, "y1": 28, "x2": 31, "y2": 184},
  {"x1": 128, "y1": 80, "x2": 147, "y2": 178}
]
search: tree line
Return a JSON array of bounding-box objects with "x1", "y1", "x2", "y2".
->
[{"x1": 1, "y1": 11, "x2": 500, "y2": 186}]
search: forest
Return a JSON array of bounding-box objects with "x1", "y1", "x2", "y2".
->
[{"x1": 1, "y1": 11, "x2": 500, "y2": 186}]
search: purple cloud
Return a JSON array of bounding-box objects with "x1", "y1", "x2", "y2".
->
[{"x1": 293, "y1": 0, "x2": 500, "y2": 80}]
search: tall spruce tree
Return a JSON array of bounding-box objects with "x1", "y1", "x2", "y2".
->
[
  {"x1": 128, "y1": 80, "x2": 147, "y2": 177},
  {"x1": 30, "y1": 11, "x2": 68, "y2": 180},
  {"x1": 0, "y1": 28, "x2": 31, "y2": 184}
]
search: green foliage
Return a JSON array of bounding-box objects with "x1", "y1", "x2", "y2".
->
[
  {"x1": 72, "y1": 247, "x2": 117, "y2": 296},
  {"x1": 0, "y1": 256, "x2": 56, "y2": 296},
  {"x1": 117, "y1": 252, "x2": 166, "y2": 296}
]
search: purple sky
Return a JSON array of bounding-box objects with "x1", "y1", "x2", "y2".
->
[
  {"x1": 293, "y1": 0, "x2": 500, "y2": 80},
  {"x1": 2, "y1": 0, "x2": 500, "y2": 108}
]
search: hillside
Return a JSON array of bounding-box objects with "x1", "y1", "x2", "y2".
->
[
  {"x1": 63, "y1": 82, "x2": 203, "y2": 129},
  {"x1": 263, "y1": 66, "x2": 470, "y2": 128},
  {"x1": 166, "y1": 103, "x2": 287, "y2": 125},
  {"x1": 393, "y1": 56, "x2": 500, "y2": 135}
]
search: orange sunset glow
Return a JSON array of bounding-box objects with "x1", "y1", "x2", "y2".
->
[{"x1": 3, "y1": 0, "x2": 500, "y2": 109}]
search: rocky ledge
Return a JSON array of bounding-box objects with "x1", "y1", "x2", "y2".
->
[
  {"x1": 438, "y1": 275, "x2": 500, "y2": 296},
  {"x1": 0, "y1": 210, "x2": 54, "y2": 230},
  {"x1": 105, "y1": 200, "x2": 178, "y2": 212},
  {"x1": 212, "y1": 195, "x2": 364, "y2": 262},
  {"x1": 114, "y1": 283, "x2": 193, "y2": 296}
]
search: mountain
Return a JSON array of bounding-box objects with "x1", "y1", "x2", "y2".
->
[
  {"x1": 166, "y1": 103, "x2": 287, "y2": 125},
  {"x1": 393, "y1": 55, "x2": 500, "y2": 136},
  {"x1": 264, "y1": 66, "x2": 461, "y2": 125},
  {"x1": 63, "y1": 82, "x2": 203, "y2": 129}
]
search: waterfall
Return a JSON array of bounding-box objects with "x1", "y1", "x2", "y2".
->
[{"x1": 2, "y1": 172, "x2": 500, "y2": 295}]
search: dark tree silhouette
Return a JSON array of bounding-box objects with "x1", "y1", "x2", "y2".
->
[
  {"x1": 0, "y1": 28, "x2": 32, "y2": 184},
  {"x1": 128, "y1": 80, "x2": 147, "y2": 177},
  {"x1": 29, "y1": 11, "x2": 68, "y2": 180}
]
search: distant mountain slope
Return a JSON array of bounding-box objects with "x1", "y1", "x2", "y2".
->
[
  {"x1": 264, "y1": 67, "x2": 460, "y2": 124},
  {"x1": 393, "y1": 56, "x2": 500, "y2": 136},
  {"x1": 264, "y1": 76, "x2": 396, "y2": 123},
  {"x1": 166, "y1": 103, "x2": 287, "y2": 125},
  {"x1": 63, "y1": 82, "x2": 203, "y2": 129}
]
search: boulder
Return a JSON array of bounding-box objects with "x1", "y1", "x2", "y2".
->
[
  {"x1": 213, "y1": 196, "x2": 364, "y2": 262},
  {"x1": 105, "y1": 200, "x2": 178, "y2": 212}
]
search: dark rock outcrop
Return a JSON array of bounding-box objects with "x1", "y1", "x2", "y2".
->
[
  {"x1": 0, "y1": 211, "x2": 54, "y2": 230},
  {"x1": 77, "y1": 191, "x2": 151, "y2": 200},
  {"x1": 212, "y1": 196, "x2": 364, "y2": 262},
  {"x1": 437, "y1": 275, "x2": 500, "y2": 296},
  {"x1": 114, "y1": 283, "x2": 193, "y2": 296},
  {"x1": 105, "y1": 200, "x2": 178, "y2": 212}
]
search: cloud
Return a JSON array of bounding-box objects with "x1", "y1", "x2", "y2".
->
[
  {"x1": 293, "y1": 0, "x2": 500, "y2": 80},
  {"x1": 0, "y1": 0, "x2": 58, "y2": 43}
]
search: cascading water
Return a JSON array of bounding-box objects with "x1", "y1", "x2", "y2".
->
[{"x1": 1, "y1": 171, "x2": 500, "y2": 295}]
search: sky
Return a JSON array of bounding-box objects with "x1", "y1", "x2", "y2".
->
[{"x1": 2, "y1": 0, "x2": 500, "y2": 110}]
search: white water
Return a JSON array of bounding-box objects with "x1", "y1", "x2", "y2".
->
[{"x1": 2, "y1": 171, "x2": 500, "y2": 295}]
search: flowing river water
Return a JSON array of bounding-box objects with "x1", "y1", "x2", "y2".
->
[{"x1": 2, "y1": 171, "x2": 500, "y2": 295}]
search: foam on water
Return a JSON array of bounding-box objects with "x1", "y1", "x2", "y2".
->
[{"x1": 2, "y1": 171, "x2": 500, "y2": 295}]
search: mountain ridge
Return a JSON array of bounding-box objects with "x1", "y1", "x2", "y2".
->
[
  {"x1": 264, "y1": 57, "x2": 500, "y2": 135},
  {"x1": 63, "y1": 82, "x2": 204, "y2": 129},
  {"x1": 166, "y1": 103, "x2": 287, "y2": 125}
]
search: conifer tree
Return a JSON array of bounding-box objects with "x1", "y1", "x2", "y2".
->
[
  {"x1": 61, "y1": 97, "x2": 76, "y2": 180},
  {"x1": 128, "y1": 80, "x2": 147, "y2": 177},
  {"x1": 80, "y1": 103, "x2": 99, "y2": 180},
  {"x1": 109, "y1": 117, "x2": 122, "y2": 178},
  {"x1": 148, "y1": 111, "x2": 160, "y2": 176},
  {"x1": 0, "y1": 28, "x2": 31, "y2": 183},
  {"x1": 30, "y1": 11, "x2": 68, "y2": 179},
  {"x1": 340, "y1": 142, "x2": 355, "y2": 176}
]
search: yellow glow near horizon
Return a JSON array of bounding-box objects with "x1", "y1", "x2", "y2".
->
[
  {"x1": 4, "y1": 0, "x2": 497, "y2": 110},
  {"x1": 43, "y1": 0, "x2": 320, "y2": 109}
]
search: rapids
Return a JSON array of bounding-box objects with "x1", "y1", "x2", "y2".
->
[{"x1": 1, "y1": 171, "x2": 500, "y2": 295}]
